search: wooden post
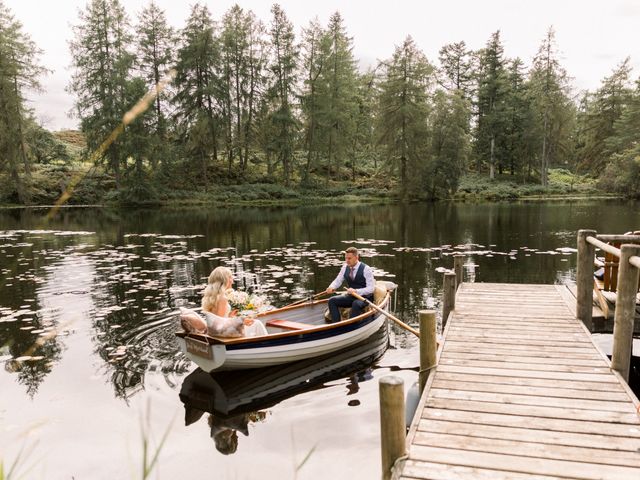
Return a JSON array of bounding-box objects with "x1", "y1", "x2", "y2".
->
[
  {"x1": 442, "y1": 272, "x2": 456, "y2": 327},
  {"x1": 453, "y1": 255, "x2": 464, "y2": 289},
  {"x1": 611, "y1": 244, "x2": 640, "y2": 382},
  {"x1": 418, "y1": 310, "x2": 437, "y2": 394},
  {"x1": 379, "y1": 376, "x2": 405, "y2": 480},
  {"x1": 576, "y1": 229, "x2": 597, "y2": 328}
]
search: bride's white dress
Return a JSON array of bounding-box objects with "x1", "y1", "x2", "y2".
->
[{"x1": 203, "y1": 302, "x2": 268, "y2": 337}]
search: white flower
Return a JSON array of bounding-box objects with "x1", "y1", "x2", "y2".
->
[
  {"x1": 227, "y1": 289, "x2": 250, "y2": 309},
  {"x1": 226, "y1": 289, "x2": 272, "y2": 313}
]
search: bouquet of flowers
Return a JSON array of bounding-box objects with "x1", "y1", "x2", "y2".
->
[{"x1": 227, "y1": 289, "x2": 272, "y2": 315}]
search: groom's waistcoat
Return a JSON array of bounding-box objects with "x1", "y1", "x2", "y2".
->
[{"x1": 344, "y1": 262, "x2": 368, "y2": 290}]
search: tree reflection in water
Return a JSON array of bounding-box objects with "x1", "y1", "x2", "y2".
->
[
  {"x1": 178, "y1": 325, "x2": 389, "y2": 453},
  {"x1": 1, "y1": 200, "x2": 637, "y2": 400}
]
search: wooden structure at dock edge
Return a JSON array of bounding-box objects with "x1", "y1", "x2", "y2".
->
[{"x1": 393, "y1": 282, "x2": 640, "y2": 480}]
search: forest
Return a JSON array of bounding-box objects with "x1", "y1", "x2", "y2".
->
[{"x1": 1, "y1": 0, "x2": 639, "y2": 205}]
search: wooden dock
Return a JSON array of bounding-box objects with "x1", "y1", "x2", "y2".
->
[{"x1": 399, "y1": 282, "x2": 640, "y2": 480}]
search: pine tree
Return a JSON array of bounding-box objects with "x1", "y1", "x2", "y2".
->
[
  {"x1": 352, "y1": 68, "x2": 378, "y2": 179},
  {"x1": 376, "y1": 36, "x2": 433, "y2": 197},
  {"x1": 319, "y1": 12, "x2": 358, "y2": 182},
  {"x1": 242, "y1": 10, "x2": 267, "y2": 175},
  {"x1": 609, "y1": 75, "x2": 640, "y2": 154},
  {"x1": 0, "y1": 0, "x2": 46, "y2": 202},
  {"x1": 503, "y1": 58, "x2": 536, "y2": 178},
  {"x1": 474, "y1": 31, "x2": 509, "y2": 179},
  {"x1": 68, "y1": 0, "x2": 135, "y2": 189},
  {"x1": 528, "y1": 27, "x2": 574, "y2": 186},
  {"x1": 576, "y1": 58, "x2": 633, "y2": 173},
  {"x1": 173, "y1": 3, "x2": 220, "y2": 186},
  {"x1": 266, "y1": 3, "x2": 298, "y2": 185},
  {"x1": 219, "y1": 5, "x2": 267, "y2": 175},
  {"x1": 597, "y1": 72, "x2": 640, "y2": 196},
  {"x1": 136, "y1": 1, "x2": 175, "y2": 145},
  {"x1": 299, "y1": 18, "x2": 328, "y2": 181},
  {"x1": 438, "y1": 41, "x2": 475, "y2": 99},
  {"x1": 427, "y1": 89, "x2": 470, "y2": 197}
]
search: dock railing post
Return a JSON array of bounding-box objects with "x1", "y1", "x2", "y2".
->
[
  {"x1": 453, "y1": 255, "x2": 464, "y2": 289},
  {"x1": 442, "y1": 272, "x2": 456, "y2": 327},
  {"x1": 611, "y1": 244, "x2": 640, "y2": 382},
  {"x1": 379, "y1": 376, "x2": 405, "y2": 480},
  {"x1": 418, "y1": 310, "x2": 437, "y2": 394},
  {"x1": 576, "y1": 229, "x2": 597, "y2": 328}
]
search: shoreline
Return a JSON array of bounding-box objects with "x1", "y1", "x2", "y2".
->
[{"x1": 0, "y1": 192, "x2": 626, "y2": 210}]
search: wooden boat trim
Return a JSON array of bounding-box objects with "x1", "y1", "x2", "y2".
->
[{"x1": 176, "y1": 292, "x2": 391, "y2": 346}]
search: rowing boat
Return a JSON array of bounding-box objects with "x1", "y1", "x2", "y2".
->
[
  {"x1": 179, "y1": 323, "x2": 389, "y2": 418},
  {"x1": 175, "y1": 286, "x2": 391, "y2": 372}
]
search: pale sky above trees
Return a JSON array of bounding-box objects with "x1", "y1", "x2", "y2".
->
[{"x1": 6, "y1": 0, "x2": 640, "y2": 130}]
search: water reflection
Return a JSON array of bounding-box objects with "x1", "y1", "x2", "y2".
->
[
  {"x1": 179, "y1": 324, "x2": 389, "y2": 454},
  {"x1": 1, "y1": 200, "x2": 639, "y2": 400}
]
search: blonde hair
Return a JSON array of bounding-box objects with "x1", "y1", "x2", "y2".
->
[{"x1": 202, "y1": 266, "x2": 233, "y2": 313}]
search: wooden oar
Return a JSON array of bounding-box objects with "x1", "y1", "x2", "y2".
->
[
  {"x1": 350, "y1": 291, "x2": 420, "y2": 338},
  {"x1": 282, "y1": 291, "x2": 330, "y2": 309}
]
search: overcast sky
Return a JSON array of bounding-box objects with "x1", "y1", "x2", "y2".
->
[{"x1": 6, "y1": 0, "x2": 640, "y2": 130}]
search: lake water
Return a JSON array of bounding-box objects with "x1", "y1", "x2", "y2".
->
[{"x1": 1, "y1": 200, "x2": 639, "y2": 479}]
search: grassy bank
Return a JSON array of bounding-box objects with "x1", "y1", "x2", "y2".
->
[
  {"x1": 0, "y1": 163, "x2": 616, "y2": 208},
  {"x1": 0, "y1": 163, "x2": 396, "y2": 207},
  {"x1": 453, "y1": 169, "x2": 604, "y2": 201}
]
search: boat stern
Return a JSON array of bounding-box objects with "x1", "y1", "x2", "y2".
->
[{"x1": 176, "y1": 335, "x2": 227, "y2": 372}]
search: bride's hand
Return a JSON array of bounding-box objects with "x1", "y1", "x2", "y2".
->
[{"x1": 230, "y1": 309, "x2": 238, "y2": 317}]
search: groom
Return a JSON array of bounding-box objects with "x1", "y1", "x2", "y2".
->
[{"x1": 325, "y1": 247, "x2": 375, "y2": 323}]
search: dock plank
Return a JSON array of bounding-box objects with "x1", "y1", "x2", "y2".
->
[
  {"x1": 412, "y1": 431, "x2": 640, "y2": 467},
  {"x1": 431, "y1": 378, "x2": 630, "y2": 402},
  {"x1": 421, "y1": 408, "x2": 640, "y2": 437},
  {"x1": 407, "y1": 445, "x2": 640, "y2": 480},
  {"x1": 398, "y1": 282, "x2": 640, "y2": 480},
  {"x1": 417, "y1": 419, "x2": 640, "y2": 451}
]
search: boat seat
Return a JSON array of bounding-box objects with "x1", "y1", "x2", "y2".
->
[{"x1": 265, "y1": 319, "x2": 311, "y2": 330}]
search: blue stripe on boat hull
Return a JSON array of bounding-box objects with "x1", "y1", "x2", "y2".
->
[{"x1": 225, "y1": 313, "x2": 379, "y2": 351}]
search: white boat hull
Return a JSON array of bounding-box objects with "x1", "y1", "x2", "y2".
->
[{"x1": 176, "y1": 295, "x2": 391, "y2": 372}]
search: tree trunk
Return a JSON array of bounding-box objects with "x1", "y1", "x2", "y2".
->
[
  {"x1": 541, "y1": 115, "x2": 548, "y2": 187},
  {"x1": 201, "y1": 149, "x2": 208, "y2": 192},
  {"x1": 489, "y1": 136, "x2": 495, "y2": 179}
]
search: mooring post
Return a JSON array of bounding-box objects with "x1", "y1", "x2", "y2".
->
[
  {"x1": 611, "y1": 244, "x2": 640, "y2": 382},
  {"x1": 576, "y1": 229, "x2": 597, "y2": 328},
  {"x1": 442, "y1": 272, "x2": 456, "y2": 327},
  {"x1": 379, "y1": 376, "x2": 406, "y2": 480},
  {"x1": 453, "y1": 255, "x2": 464, "y2": 289},
  {"x1": 418, "y1": 310, "x2": 437, "y2": 394}
]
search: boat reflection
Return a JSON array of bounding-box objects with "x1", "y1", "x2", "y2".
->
[{"x1": 179, "y1": 322, "x2": 389, "y2": 454}]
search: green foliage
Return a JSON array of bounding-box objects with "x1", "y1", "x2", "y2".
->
[
  {"x1": 438, "y1": 41, "x2": 475, "y2": 99},
  {"x1": 0, "y1": 164, "x2": 112, "y2": 205},
  {"x1": 425, "y1": 90, "x2": 470, "y2": 199},
  {"x1": 263, "y1": 4, "x2": 299, "y2": 185},
  {"x1": 318, "y1": 12, "x2": 359, "y2": 182},
  {"x1": 6, "y1": 2, "x2": 640, "y2": 207},
  {"x1": 136, "y1": 1, "x2": 175, "y2": 138},
  {"x1": 575, "y1": 59, "x2": 633, "y2": 173},
  {"x1": 0, "y1": 0, "x2": 46, "y2": 204},
  {"x1": 599, "y1": 146, "x2": 640, "y2": 197},
  {"x1": 474, "y1": 31, "x2": 510, "y2": 177},
  {"x1": 455, "y1": 169, "x2": 598, "y2": 200},
  {"x1": 528, "y1": 27, "x2": 575, "y2": 186},
  {"x1": 26, "y1": 123, "x2": 71, "y2": 165},
  {"x1": 376, "y1": 36, "x2": 433, "y2": 198},
  {"x1": 173, "y1": 3, "x2": 220, "y2": 186},
  {"x1": 68, "y1": 0, "x2": 137, "y2": 188}
]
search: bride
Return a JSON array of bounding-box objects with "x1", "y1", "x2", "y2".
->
[{"x1": 180, "y1": 266, "x2": 268, "y2": 337}]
